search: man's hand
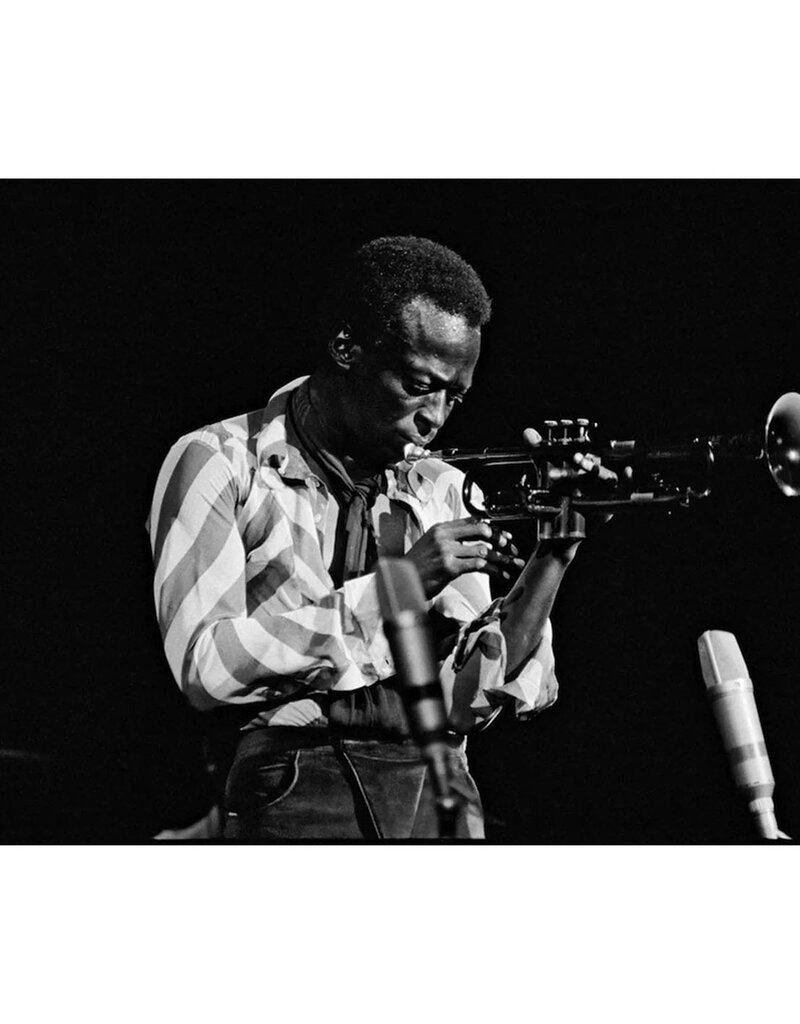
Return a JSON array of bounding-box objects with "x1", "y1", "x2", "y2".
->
[
  {"x1": 568, "y1": 449, "x2": 619, "y2": 491},
  {"x1": 522, "y1": 427, "x2": 618, "y2": 541},
  {"x1": 523, "y1": 426, "x2": 618, "y2": 493},
  {"x1": 405, "y1": 518, "x2": 524, "y2": 599}
]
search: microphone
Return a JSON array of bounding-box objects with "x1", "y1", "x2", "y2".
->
[
  {"x1": 697, "y1": 630, "x2": 790, "y2": 840},
  {"x1": 376, "y1": 557, "x2": 458, "y2": 836}
]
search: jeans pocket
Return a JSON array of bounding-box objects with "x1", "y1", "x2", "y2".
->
[
  {"x1": 255, "y1": 752, "x2": 300, "y2": 807},
  {"x1": 226, "y1": 748, "x2": 300, "y2": 814}
]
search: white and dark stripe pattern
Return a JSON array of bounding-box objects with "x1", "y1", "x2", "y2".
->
[{"x1": 148, "y1": 377, "x2": 558, "y2": 722}]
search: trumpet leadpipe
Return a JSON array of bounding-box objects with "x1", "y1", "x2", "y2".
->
[{"x1": 406, "y1": 441, "x2": 695, "y2": 466}]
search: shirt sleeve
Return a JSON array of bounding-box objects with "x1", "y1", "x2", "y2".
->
[
  {"x1": 423, "y1": 466, "x2": 558, "y2": 724},
  {"x1": 435, "y1": 574, "x2": 559, "y2": 725},
  {"x1": 148, "y1": 438, "x2": 394, "y2": 711}
]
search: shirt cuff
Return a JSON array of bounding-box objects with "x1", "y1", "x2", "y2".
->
[
  {"x1": 341, "y1": 573, "x2": 395, "y2": 683},
  {"x1": 447, "y1": 601, "x2": 559, "y2": 719}
]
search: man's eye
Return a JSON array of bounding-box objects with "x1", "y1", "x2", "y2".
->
[{"x1": 403, "y1": 379, "x2": 466, "y2": 403}]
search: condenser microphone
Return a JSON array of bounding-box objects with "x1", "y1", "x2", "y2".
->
[
  {"x1": 376, "y1": 557, "x2": 458, "y2": 836},
  {"x1": 697, "y1": 630, "x2": 790, "y2": 840},
  {"x1": 376, "y1": 557, "x2": 449, "y2": 750}
]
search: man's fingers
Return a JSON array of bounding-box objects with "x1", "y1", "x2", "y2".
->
[
  {"x1": 445, "y1": 518, "x2": 494, "y2": 540},
  {"x1": 456, "y1": 556, "x2": 517, "y2": 582},
  {"x1": 523, "y1": 427, "x2": 543, "y2": 448},
  {"x1": 452, "y1": 542, "x2": 524, "y2": 569},
  {"x1": 572, "y1": 452, "x2": 617, "y2": 486},
  {"x1": 478, "y1": 545, "x2": 524, "y2": 569},
  {"x1": 572, "y1": 451, "x2": 600, "y2": 473},
  {"x1": 490, "y1": 528, "x2": 518, "y2": 556},
  {"x1": 487, "y1": 550, "x2": 525, "y2": 570},
  {"x1": 452, "y1": 541, "x2": 490, "y2": 564},
  {"x1": 442, "y1": 521, "x2": 521, "y2": 549},
  {"x1": 456, "y1": 556, "x2": 494, "y2": 575}
]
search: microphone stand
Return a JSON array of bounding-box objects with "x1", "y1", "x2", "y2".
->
[
  {"x1": 377, "y1": 558, "x2": 467, "y2": 840},
  {"x1": 424, "y1": 741, "x2": 461, "y2": 840}
]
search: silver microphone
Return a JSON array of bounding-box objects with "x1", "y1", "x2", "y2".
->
[
  {"x1": 697, "y1": 630, "x2": 790, "y2": 840},
  {"x1": 376, "y1": 557, "x2": 459, "y2": 837}
]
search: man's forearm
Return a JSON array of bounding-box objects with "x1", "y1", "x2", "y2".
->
[{"x1": 499, "y1": 541, "x2": 579, "y2": 678}]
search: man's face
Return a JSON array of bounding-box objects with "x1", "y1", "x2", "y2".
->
[{"x1": 343, "y1": 296, "x2": 481, "y2": 467}]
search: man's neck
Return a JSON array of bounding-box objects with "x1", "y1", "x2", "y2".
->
[{"x1": 307, "y1": 372, "x2": 382, "y2": 480}]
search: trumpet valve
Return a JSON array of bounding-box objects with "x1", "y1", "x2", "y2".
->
[
  {"x1": 542, "y1": 419, "x2": 558, "y2": 443},
  {"x1": 559, "y1": 419, "x2": 574, "y2": 443}
]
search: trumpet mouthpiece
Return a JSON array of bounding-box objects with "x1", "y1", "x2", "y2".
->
[{"x1": 403, "y1": 442, "x2": 431, "y2": 462}]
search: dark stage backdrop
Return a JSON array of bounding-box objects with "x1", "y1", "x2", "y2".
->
[{"x1": 4, "y1": 181, "x2": 799, "y2": 842}]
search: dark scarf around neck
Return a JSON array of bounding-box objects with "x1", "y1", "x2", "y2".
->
[{"x1": 288, "y1": 381, "x2": 383, "y2": 584}]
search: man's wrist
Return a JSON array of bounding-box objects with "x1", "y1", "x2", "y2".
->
[{"x1": 535, "y1": 538, "x2": 581, "y2": 567}]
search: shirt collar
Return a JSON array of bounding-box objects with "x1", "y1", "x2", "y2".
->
[
  {"x1": 255, "y1": 376, "x2": 316, "y2": 482},
  {"x1": 386, "y1": 461, "x2": 436, "y2": 505}
]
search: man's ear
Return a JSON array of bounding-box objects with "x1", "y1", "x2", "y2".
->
[{"x1": 328, "y1": 323, "x2": 361, "y2": 370}]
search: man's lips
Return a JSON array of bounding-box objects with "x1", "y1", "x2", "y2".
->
[
  {"x1": 401, "y1": 439, "x2": 433, "y2": 462},
  {"x1": 399, "y1": 429, "x2": 436, "y2": 448}
]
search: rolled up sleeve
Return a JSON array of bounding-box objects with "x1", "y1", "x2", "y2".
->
[{"x1": 437, "y1": 582, "x2": 559, "y2": 725}]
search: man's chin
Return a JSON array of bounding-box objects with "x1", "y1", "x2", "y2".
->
[{"x1": 350, "y1": 441, "x2": 404, "y2": 472}]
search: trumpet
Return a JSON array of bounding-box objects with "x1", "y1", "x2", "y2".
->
[{"x1": 405, "y1": 392, "x2": 800, "y2": 537}]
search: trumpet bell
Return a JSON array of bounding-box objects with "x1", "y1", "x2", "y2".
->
[{"x1": 765, "y1": 392, "x2": 800, "y2": 498}]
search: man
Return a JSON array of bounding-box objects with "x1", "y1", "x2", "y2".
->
[{"x1": 148, "y1": 236, "x2": 604, "y2": 839}]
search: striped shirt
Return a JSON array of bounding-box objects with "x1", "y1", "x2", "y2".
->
[{"x1": 148, "y1": 377, "x2": 558, "y2": 726}]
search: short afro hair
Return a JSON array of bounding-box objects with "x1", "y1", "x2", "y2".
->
[{"x1": 328, "y1": 236, "x2": 492, "y2": 339}]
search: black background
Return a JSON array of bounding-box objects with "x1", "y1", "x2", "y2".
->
[{"x1": 3, "y1": 180, "x2": 798, "y2": 842}]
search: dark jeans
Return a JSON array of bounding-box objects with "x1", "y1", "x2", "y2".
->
[{"x1": 223, "y1": 727, "x2": 484, "y2": 840}]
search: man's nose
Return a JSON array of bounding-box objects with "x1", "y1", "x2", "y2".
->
[{"x1": 416, "y1": 391, "x2": 448, "y2": 435}]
